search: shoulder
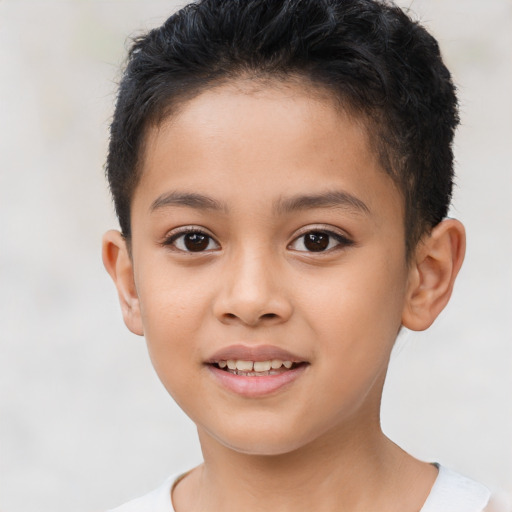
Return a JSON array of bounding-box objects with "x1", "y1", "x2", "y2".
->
[
  {"x1": 106, "y1": 474, "x2": 178, "y2": 512},
  {"x1": 421, "y1": 465, "x2": 491, "y2": 512}
]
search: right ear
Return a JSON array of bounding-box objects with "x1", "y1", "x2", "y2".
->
[{"x1": 102, "y1": 230, "x2": 144, "y2": 336}]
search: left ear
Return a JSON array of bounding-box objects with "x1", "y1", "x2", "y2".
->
[{"x1": 402, "y1": 219, "x2": 466, "y2": 331}]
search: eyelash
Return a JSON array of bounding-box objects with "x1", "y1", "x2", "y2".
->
[
  {"x1": 162, "y1": 227, "x2": 220, "y2": 253},
  {"x1": 288, "y1": 228, "x2": 354, "y2": 253},
  {"x1": 162, "y1": 226, "x2": 354, "y2": 254}
]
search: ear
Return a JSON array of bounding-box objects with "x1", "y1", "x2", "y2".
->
[
  {"x1": 402, "y1": 219, "x2": 466, "y2": 331},
  {"x1": 102, "y1": 230, "x2": 144, "y2": 336}
]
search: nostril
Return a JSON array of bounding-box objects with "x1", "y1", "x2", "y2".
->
[{"x1": 221, "y1": 311, "x2": 279, "y2": 325}]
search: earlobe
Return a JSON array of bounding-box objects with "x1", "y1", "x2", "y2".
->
[
  {"x1": 102, "y1": 230, "x2": 144, "y2": 336},
  {"x1": 402, "y1": 219, "x2": 466, "y2": 331}
]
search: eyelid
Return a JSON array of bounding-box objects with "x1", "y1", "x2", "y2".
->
[
  {"x1": 161, "y1": 225, "x2": 221, "y2": 252},
  {"x1": 287, "y1": 224, "x2": 354, "y2": 252}
]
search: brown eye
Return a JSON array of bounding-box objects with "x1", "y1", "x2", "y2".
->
[
  {"x1": 304, "y1": 232, "x2": 329, "y2": 252},
  {"x1": 167, "y1": 230, "x2": 220, "y2": 252},
  {"x1": 183, "y1": 233, "x2": 210, "y2": 251},
  {"x1": 288, "y1": 229, "x2": 353, "y2": 253}
]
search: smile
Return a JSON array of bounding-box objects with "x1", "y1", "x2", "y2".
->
[
  {"x1": 206, "y1": 347, "x2": 309, "y2": 397},
  {"x1": 214, "y1": 359, "x2": 300, "y2": 376}
]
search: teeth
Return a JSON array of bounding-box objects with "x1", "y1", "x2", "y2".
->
[
  {"x1": 217, "y1": 359, "x2": 296, "y2": 371},
  {"x1": 235, "y1": 360, "x2": 254, "y2": 371},
  {"x1": 253, "y1": 361, "x2": 271, "y2": 372}
]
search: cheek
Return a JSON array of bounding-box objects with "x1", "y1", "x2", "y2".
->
[
  {"x1": 296, "y1": 263, "x2": 406, "y2": 426},
  {"x1": 137, "y1": 255, "x2": 213, "y2": 326},
  {"x1": 135, "y1": 267, "x2": 213, "y2": 377},
  {"x1": 299, "y1": 252, "x2": 408, "y2": 364},
  {"x1": 305, "y1": 254, "x2": 406, "y2": 319}
]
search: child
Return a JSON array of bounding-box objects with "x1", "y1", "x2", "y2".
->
[{"x1": 101, "y1": 0, "x2": 499, "y2": 510}]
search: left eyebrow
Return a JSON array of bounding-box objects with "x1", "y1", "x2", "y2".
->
[
  {"x1": 274, "y1": 190, "x2": 371, "y2": 216},
  {"x1": 150, "y1": 191, "x2": 227, "y2": 213}
]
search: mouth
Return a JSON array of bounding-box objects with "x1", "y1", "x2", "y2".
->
[
  {"x1": 205, "y1": 345, "x2": 309, "y2": 397},
  {"x1": 211, "y1": 359, "x2": 307, "y2": 377}
]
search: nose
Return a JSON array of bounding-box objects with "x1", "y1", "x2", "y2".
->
[{"x1": 212, "y1": 247, "x2": 293, "y2": 327}]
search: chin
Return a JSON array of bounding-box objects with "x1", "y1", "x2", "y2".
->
[{"x1": 203, "y1": 420, "x2": 322, "y2": 457}]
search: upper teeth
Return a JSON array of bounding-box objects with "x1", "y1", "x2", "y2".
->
[{"x1": 218, "y1": 360, "x2": 293, "y2": 371}]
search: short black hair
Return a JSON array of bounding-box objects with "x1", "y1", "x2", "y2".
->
[{"x1": 106, "y1": 0, "x2": 459, "y2": 255}]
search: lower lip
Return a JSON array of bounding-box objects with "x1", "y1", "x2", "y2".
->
[{"x1": 207, "y1": 364, "x2": 308, "y2": 397}]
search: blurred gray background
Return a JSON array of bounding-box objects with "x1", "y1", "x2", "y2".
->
[{"x1": 0, "y1": 1, "x2": 511, "y2": 511}]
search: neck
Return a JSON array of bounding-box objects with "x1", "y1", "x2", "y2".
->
[{"x1": 174, "y1": 420, "x2": 437, "y2": 512}]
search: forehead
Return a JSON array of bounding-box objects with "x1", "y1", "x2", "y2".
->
[{"x1": 134, "y1": 80, "x2": 403, "y2": 224}]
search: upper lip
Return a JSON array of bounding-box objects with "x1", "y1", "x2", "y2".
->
[{"x1": 206, "y1": 344, "x2": 307, "y2": 364}]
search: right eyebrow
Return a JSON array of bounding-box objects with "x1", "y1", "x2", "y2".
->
[
  {"x1": 149, "y1": 191, "x2": 227, "y2": 213},
  {"x1": 274, "y1": 190, "x2": 371, "y2": 216}
]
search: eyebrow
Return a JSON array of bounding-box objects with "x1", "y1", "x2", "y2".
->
[
  {"x1": 274, "y1": 190, "x2": 370, "y2": 215},
  {"x1": 150, "y1": 191, "x2": 227, "y2": 213},
  {"x1": 149, "y1": 189, "x2": 370, "y2": 216}
]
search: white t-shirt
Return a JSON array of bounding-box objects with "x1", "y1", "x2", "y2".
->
[{"x1": 107, "y1": 465, "x2": 491, "y2": 512}]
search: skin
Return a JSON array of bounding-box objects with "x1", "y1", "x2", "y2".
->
[{"x1": 103, "y1": 81, "x2": 466, "y2": 511}]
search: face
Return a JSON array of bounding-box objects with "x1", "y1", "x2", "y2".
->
[{"x1": 123, "y1": 82, "x2": 413, "y2": 455}]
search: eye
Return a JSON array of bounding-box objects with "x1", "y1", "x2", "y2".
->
[
  {"x1": 288, "y1": 229, "x2": 353, "y2": 253},
  {"x1": 164, "y1": 229, "x2": 220, "y2": 253}
]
